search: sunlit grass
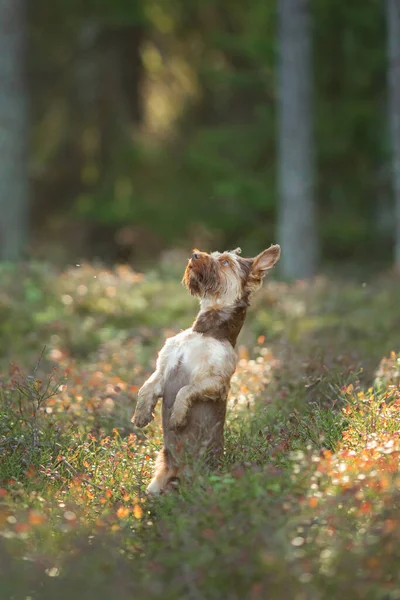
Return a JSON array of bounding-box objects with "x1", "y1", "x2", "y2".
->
[{"x1": 0, "y1": 263, "x2": 400, "y2": 598}]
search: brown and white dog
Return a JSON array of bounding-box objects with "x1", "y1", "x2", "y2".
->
[{"x1": 131, "y1": 245, "x2": 281, "y2": 494}]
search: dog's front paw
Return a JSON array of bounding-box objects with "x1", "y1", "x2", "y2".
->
[
  {"x1": 169, "y1": 402, "x2": 188, "y2": 430},
  {"x1": 131, "y1": 407, "x2": 153, "y2": 428}
]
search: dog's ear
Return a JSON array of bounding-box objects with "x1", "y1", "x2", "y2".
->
[{"x1": 252, "y1": 245, "x2": 280, "y2": 277}]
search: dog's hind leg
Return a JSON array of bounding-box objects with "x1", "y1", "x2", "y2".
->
[{"x1": 146, "y1": 448, "x2": 178, "y2": 495}]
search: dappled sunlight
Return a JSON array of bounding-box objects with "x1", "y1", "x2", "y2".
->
[{"x1": 228, "y1": 341, "x2": 281, "y2": 412}]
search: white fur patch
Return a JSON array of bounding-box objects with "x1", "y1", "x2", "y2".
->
[{"x1": 162, "y1": 329, "x2": 236, "y2": 383}]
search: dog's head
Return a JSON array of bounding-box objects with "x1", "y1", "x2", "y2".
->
[{"x1": 182, "y1": 245, "x2": 280, "y2": 307}]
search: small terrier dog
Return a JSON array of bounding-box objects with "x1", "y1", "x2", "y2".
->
[{"x1": 131, "y1": 245, "x2": 281, "y2": 494}]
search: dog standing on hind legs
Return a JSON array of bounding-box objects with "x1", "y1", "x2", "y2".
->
[{"x1": 131, "y1": 244, "x2": 281, "y2": 495}]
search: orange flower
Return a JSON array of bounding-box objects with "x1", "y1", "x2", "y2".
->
[
  {"x1": 116, "y1": 507, "x2": 130, "y2": 519},
  {"x1": 28, "y1": 510, "x2": 46, "y2": 526}
]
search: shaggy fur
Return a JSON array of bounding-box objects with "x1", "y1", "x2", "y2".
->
[{"x1": 131, "y1": 244, "x2": 280, "y2": 494}]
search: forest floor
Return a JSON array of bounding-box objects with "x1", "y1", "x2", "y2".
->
[{"x1": 0, "y1": 261, "x2": 400, "y2": 599}]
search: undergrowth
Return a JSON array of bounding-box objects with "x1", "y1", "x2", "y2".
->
[{"x1": 0, "y1": 262, "x2": 400, "y2": 599}]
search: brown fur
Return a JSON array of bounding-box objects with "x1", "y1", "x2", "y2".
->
[
  {"x1": 183, "y1": 250, "x2": 221, "y2": 297},
  {"x1": 192, "y1": 303, "x2": 248, "y2": 347},
  {"x1": 151, "y1": 361, "x2": 228, "y2": 492}
]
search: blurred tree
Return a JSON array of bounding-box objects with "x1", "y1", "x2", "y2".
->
[
  {"x1": 386, "y1": 0, "x2": 400, "y2": 271},
  {"x1": 0, "y1": 0, "x2": 29, "y2": 261},
  {"x1": 25, "y1": 0, "x2": 392, "y2": 268},
  {"x1": 277, "y1": 0, "x2": 317, "y2": 278}
]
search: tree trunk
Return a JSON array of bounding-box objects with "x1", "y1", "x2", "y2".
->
[
  {"x1": 120, "y1": 24, "x2": 145, "y2": 127},
  {"x1": 277, "y1": 0, "x2": 317, "y2": 278},
  {"x1": 386, "y1": 0, "x2": 400, "y2": 271},
  {"x1": 0, "y1": 0, "x2": 29, "y2": 261}
]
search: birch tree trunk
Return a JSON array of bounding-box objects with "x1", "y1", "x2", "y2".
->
[
  {"x1": 277, "y1": 0, "x2": 317, "y2": 278},
  {"x1": 0, "y1": 0, "x2": 29, "y2": 261}
]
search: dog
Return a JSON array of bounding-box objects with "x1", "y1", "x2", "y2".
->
[{"x1": 131, "y1": 245, "x2": 281, "y2": 494}]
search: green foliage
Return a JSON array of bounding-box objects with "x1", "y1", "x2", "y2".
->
[
  {"x1": 1, "y1": 264, "x2": 400, "y2": 597},
  {"x1": 29, "y1": 0, "x2": 392, "y2": 264}
]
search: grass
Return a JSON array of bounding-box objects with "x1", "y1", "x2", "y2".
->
[{"x1": 0, "y1": 262, "x2": 400, "y2": 599}]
